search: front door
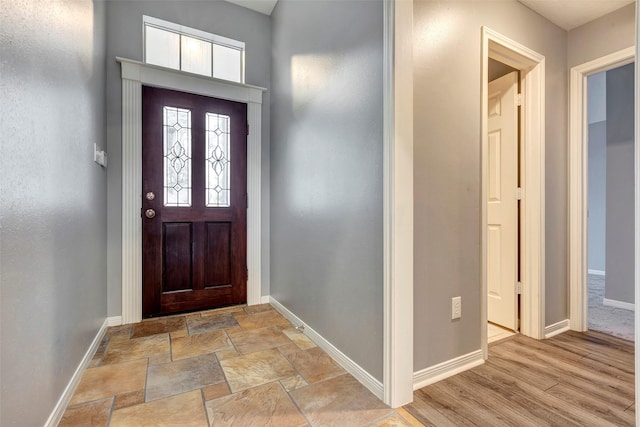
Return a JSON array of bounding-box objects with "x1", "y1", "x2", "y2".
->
[
  {"x1": 142, "y1": 86, "x2": 247, "y2": 317},
  {"x1": 487, "y1": 71, "x2": 519, "y2": 331}
]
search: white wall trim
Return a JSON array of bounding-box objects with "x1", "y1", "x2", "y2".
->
[
  {"x1": 413, "y1": 350, "x2": 484, "y2": 390},
  {"x1": 544, "y1": 319, "x2": 570, "y2": 338},
  {"x1": 44, "y1": 319, "x2": 109, "y2": 427},
  {"x1": 588, "y1": 269, "x2": 606, "y2": 276},
  {"x1": 567, "y1": 47, "x2": 635, "y2": 332},
  {"x1": 269, "y1": 297, "x2": 384, "y2": 399},
  {"x1": 106, "y1": 316, "x2": 123, "y2": 327},
  {"x1": 260, "y1": 295, "x2": 270, "y2": 304},
  {"x1": 634, "y1": 6, "x2": 639, "y2": 424},
  {"x1": 382, "y1": 0, "x2": 414, "y2": 408},
  {"x1": 117, "y1": 58, "x2": 265, "y2": 324},
  {"x1": 603, "y1": 298, "x2": 635, "y2": 311},
  {"x1": 481, "y1": 27, "x2": 546, "y2": 357}
]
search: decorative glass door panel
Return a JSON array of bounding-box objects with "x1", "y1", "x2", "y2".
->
[
  {"x1": 163, "y1": 106, "x2": 192, "y2": 207},
  {"x1": 142, "y1": 86, "x2": 247, "y2": 317},
  {"x1": 205, "y1": 113, "x2": 231, "y2": 207}
]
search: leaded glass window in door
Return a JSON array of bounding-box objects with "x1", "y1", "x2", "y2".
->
[
  {"x1": 163, "y1": 106, "x2": 192, "y2": 207},
  {"x1": 205, "y1": 113, "x2": 231, "y2": 207}
]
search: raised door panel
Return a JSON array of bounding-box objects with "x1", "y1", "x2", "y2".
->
[
  {"x1": 163, "y1": 223, "x2": 193, "y2": 293},
  {"x1": 488, "y1": 130, "x2": 502, "y2": 203},
  {"x1": 205, "y1": 222, "x2": 231, "y2": 287},
  {"x1": 487, "y1": 225, "x2": 502, "y2": 298}
]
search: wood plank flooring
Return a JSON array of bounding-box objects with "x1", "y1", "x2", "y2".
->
[{"x1": 405, "y1": 331, "x2": 635, "y2": 426}]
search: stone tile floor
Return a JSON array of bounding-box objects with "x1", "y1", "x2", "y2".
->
[{"x1": 60, "y1": 304, "x2": 422, "y2": 426}]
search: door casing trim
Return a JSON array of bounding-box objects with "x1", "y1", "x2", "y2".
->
[
  {"x1": 481, "y1": 27, "x2": 546, "y2": 358},
  {"x1": 382, "y1": 0, "x2": 414, "y2": 407},
  {"x1": 117, "y1": 58, "x2": 265, "y2": 324},
  {"x1": 567, "y1": 47, "x2": 635, "y2": 332}
]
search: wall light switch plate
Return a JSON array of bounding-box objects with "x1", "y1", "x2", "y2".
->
[
  {"x1": 452, "y1": 296, "x2": 461, "y2": 320},
  {"x1": 94, "y1": 143, "x2": 108, "y2": 168}
]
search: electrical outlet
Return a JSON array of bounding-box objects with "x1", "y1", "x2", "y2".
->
[{"x1": 451, "y1": 296, "x2": 461, "y2": 320}]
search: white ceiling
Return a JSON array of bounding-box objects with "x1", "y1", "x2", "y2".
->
[
  {"x1": 227, "y1": 0, "x2": 635, "y2": 31},
  {"x1": 224, "y1": 0, "x2": 278, "y2": 16},
  {"x1": 517, "y1": 0, "x2": 635, "y2": 31}
]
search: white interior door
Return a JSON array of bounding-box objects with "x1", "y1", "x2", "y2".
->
[{"x1": 487, "y1": 71, "x2": 519, "y2": 331}]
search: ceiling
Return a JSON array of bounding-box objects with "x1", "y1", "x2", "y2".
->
[
  {"x1": 517, "y1": 0, "x2": 635, "y2": 30},
  {"x1": 224, "y1": 0, "x2": 278, "y2": 15},
  {"x1": 225, "y1": 0, "x2": 635, "y2": 32}
]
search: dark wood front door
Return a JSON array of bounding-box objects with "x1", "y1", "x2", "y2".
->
[{"x1": 142, "y1": 86, "x2": 247, "y2": 317}]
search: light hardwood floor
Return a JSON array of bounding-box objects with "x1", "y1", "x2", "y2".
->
[{"x1": 405, "y1": 331, "x2": 635, "y2": 426}]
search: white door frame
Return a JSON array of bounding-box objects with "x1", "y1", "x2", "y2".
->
[
  {"x1": 635, "y1": 8, "x2": 640, "y2": 422},
  {"x1": 481, "y1": 27, "x2": 546, "y2": 358},
  {"x1": 117, "y1": 57, "x2": 265, "y2": 324},
  {"x1": 567, "y1": 47, "x2": 635, "y2": 332},
  {"x1": 382, "y1": 0, "x2": 414, "y2": 408}
]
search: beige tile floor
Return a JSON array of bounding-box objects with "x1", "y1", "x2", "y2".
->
[{"x1": 61, "y1": 304, "x2": 423, "y2": 426}]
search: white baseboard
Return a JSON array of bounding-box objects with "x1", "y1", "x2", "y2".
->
[
  {"x1": 44, "y1": 319, "x2": 110, "y2": 427},
  {"x1": 588, "y1": 269, "x2": 606, "y2": 276},
  {"x1": 107, "y1": 316, "x2": 122, "y2": 326},
  {"x1": 269, "y1": 297, "x2": 384, "y2": 400},
  {"x1": 603, "y1": 298, "x2": 635, "y2": 311},
  {"x1": 412, "y1": 350, "x2": 484, "y2": 390},
  {"x1": 544, "y1": 319, "x2": 570, "y2": 338},
  {"x1": 260, "y1": 295, "x2": 270, "y2": 304}
]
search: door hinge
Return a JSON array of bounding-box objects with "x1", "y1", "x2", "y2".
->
[
  {"x1": 247, "y1": 123, "x2": 250, "y2": 136},
  {"x1": 246, "y1": 193, "x2": 249, "y2": 209},
  {"x1": 516, "y1": 187, "x2": 522, "y2": 200},
  {"x1": 516, "y1": 93, "x2": 523, "y2": 106},
  {"x1": 246, "y1": 268, "x2": 249, "y2": 281},
  {"x1": 517, "y1": 281, "x2": 522, "y2": 294}
]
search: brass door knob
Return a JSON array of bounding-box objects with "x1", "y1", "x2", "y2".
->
[{"x1": 145, "y1": 209, "x2": 156, "y2": 219}]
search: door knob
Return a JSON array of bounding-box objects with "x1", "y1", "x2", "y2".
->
[{"x1": 145, "y1": 209, "x2": 156, "y2": 219}]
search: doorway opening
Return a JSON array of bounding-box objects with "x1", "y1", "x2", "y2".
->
[
  {"x1": 569, "y1": 48, "x2": 635, "y2": 339},
  {"x1": 481, "y1": 27, "x2": 546, "y2": 359},
  {"x1": 587, "y1": 65, "x2": 635, "y2": 341}
]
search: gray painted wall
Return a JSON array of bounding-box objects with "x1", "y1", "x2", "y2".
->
[
  {"x1": 0, "y1": 0, "x2": 107, "y2": 424},
  {"x1": 587, "y1": 72, "x2": 607, "y2": 273},
  {"x1": 270, "y1": 0, "x2": 384, "y2": 380},
  {"x1": 567, "y1": 3, "x2": 636, "y2": 68},
  {"x1": 588, "y1": 72, "x2": 607, "y2": 125},
  {"x1": 605, "y1": 63, "x2": 635, "y2": 304},
  {"x1": 105, "y1": 1, "x2": 272, "y2": 316},
  {"x1": 588, "y1": 121, "x2": 607, "y2": 273},
  {"x1": 413, "y1": 0, "x2": 567, "y2": 370}
]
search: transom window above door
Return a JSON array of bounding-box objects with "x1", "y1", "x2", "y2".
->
[{"x1": 143, "y1": 15, "x2": 244, "y2": 83}]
